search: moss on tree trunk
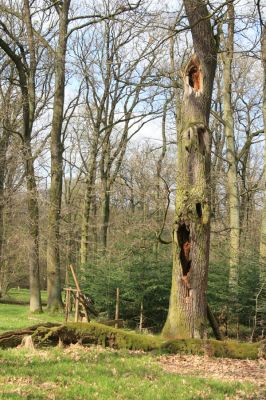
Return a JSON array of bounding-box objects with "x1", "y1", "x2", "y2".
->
[{"x1": 163, "y1": 0, "x2": 218, "y2": 339}]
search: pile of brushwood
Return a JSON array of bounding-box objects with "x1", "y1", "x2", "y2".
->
[{"x1": 0, "y1": 322, "x2": 265, "y2": 360}]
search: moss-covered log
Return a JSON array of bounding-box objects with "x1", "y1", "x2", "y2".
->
[
  {"x1": 162, "y1": 338, "x2": 265, "y2": 360},
  {"x1": 0, "y1": 322, "x2": 265, "y2": 360},
  {"x1": 0, "y1": 323, "x2": 60, "y2": 348}
]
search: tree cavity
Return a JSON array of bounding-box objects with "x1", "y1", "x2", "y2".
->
[
  {"x1": 185, "y1": 54, "x2": 203, "y2": 95},
  {"x1": 177, "y1": 223, "x2": 191, "y2": 296}
]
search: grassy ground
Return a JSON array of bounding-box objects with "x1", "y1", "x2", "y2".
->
[
  {"x1": 0, "y1": 288, "x2": 65, "y2": 334},
  {"x1": 4, "y1": 288, "x2": 48, "y2": 303},
  {"x1": 0, "y1": 291, "x2": 264, "y2": 399},
  {"x1": 0, "y1": 345, "x2": 260, "y2": 400},
  {"x1": 0, "y1": 304, "x2": 64, "y2": 334}
]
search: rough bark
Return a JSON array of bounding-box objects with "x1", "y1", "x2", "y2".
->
[
  {"x1": 163, "y1": 0, "x2": 217, "y2": 339},
  {"x1": 222, "y1": 4, "x2": 240, "y2": 308},
  {"x1": 47, "y1": 1, "x2": 70, "y2": 310}
]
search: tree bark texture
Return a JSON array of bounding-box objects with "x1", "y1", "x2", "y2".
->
[
  {"x1": 47, "y1": 1, "x2": 70, "y2": 310},
  {"x1": 163, "y1": 0, "x2": 217, "y2": 339}
]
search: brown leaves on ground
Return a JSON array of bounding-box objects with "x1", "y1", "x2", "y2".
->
[{"x1": 158, "y1": 354, "x2": 266, "y2": 384}]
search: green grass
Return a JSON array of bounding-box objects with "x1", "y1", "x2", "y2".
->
[
  {"x1": 0, "y1": 304, "x2": 64, "y2": 334},
  {"x1": 4, "y1": 288, "x2": 48, "y2": 303},
  {"x1": 0, "y1": 288, "x2": 69, "y2": 334},
  {"x1": 0, "y1": 346, "x2": 260, "y2": 400},
  {"x1": 0, "y1": 297, "x2": 264, "y2": 399}
]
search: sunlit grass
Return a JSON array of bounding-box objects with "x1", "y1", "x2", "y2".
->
[
  {"x1": 0, "y1": 292, "x2": 264, "y2": 399},
  {"x1": 0, "y1": 289, "x2": 70, "y2": 334},
  {"x1": 0, "y1": 303, "x2": 65, "y2": 334},
  {"x1": 5, "y1": 288, "x2": 48, "y2": 303},
  {"x1": 0, "y1": 346, "x2": 259, "y2": 400}
]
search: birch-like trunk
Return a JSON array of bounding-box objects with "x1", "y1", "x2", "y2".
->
[
  {"x1": 163, "y1": 0, "x2": 217, "y2": 339},
  {"x1": 222, "y1": 5, "x2": 240, "y2": 307}
]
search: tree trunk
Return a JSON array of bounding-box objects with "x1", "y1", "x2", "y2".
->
[
  {"x1": 0, "y1": 1, "x2": 43, "y2": 311},
  {"x1": 163, "y1": 0, "x2": 217, "y2": 339},
  {"x1": 24, "y1": 142, "x2": 42, "y2": 312},
  {"x1": 80, "y1": 135, "x2": 98, "y2": 265},
  {"x1": 259, "y1": 26, "x2": 266, "y2": 307},
  {"x1": 47, "y1": 2, "x2": 69, "y2": 310},
  {"x1": 222, "y1": 4, "x2": 240, "y2": 310},
  {"x1": 100, "y1": 175, "x2": 111, "y2": 252},
  {"x1": 0, "y1": 128, "x2": 9, "y2": 298}
]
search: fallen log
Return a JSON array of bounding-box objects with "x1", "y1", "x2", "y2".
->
[
  {"x1": 0, "y1": 323, "x2": 60, "y2": 348},
  {"x1": 0, "y1": 322, "x2": 265, "y2": 360}
]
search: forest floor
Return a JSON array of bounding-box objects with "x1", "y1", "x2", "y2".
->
[{"x1": 0, "y1": 290, "x2": 265, "y2": 399}]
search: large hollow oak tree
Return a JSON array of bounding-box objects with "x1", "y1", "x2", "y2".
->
[{"x1": 163, "y1": 0, "x2": 218, "y2": 339}]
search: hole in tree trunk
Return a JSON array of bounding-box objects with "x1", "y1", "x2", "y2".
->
[
  {"x1": 196, "y1": 203, "x2": 202, "y2": 218},
  {"x1": 188, "y1": 66, "x2": 200, "y2": 90},
  {"x1": 177, "y1": 224, "x2": 191, "y2": 286},
  {"x1": 185, "y1": 55, "x2": 202, "y2": 94}
]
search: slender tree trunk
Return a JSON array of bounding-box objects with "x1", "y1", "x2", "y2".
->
[
  {"x1": 47, "y1": 2, "x2": 69, "y2": 310},
  {"x1": 0, "y1": 1, "x2": 43, "y2": 311},
  {"x1": 23, "y1": 0, "x2": 42, "y2": 312},
  {"x1": 0, "y1": 128, "x2": 9, "y2": 298},
  {"x1": 80, "y1": 136, "x2": 98, "y2": 265},
  {"x1": 259, "y1": 27, "x2": 266, "y2": 298},
  {"x1": 163, "y1": 0, "x2": 217, "y2": 339},
  {"x1": 24, "y1": 142, "x2": 42, "y2": 312},
  {"x1": 222, "y1": 5, "x2": 240, "y2": 307},
  {"x1": 100, "y1": 175, "x2": 111, "y2": 252},
  {"x1": 155, "y1": 100, "x2": 168, "y2": 258}
]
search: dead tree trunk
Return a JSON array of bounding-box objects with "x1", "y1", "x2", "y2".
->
[{"x1": 163, "y1": 0, "x2": 218, "y2": 339}]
